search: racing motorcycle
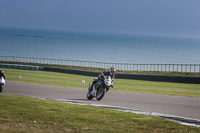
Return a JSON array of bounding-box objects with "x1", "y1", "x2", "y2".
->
[
  {"x1": 0, "y1": 77, "x2": 5, "y2": 93},
  {"x1": 87, "y1": 75, "x2": 113, "y2": 101}
]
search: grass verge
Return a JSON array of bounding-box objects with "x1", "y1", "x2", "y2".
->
[
  {"x1": 0, "y1": 95, "x2": 199, "y2": 132},
  {"x1": 2, "y1": 68, "x2": 200, "y2": 97}
]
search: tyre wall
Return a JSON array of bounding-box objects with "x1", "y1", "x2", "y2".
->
[
  {"x1": 43, "y1": 67, "x2": 200, "y2": 84},
  {"x1": 0, "y1": 63, "x2": 42, "y2": 70}
]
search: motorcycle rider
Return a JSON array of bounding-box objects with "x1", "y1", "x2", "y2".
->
[
  {"x1": 90, "y1": 67, "x2": 116, "y2": 94},
  {"x1": 0, "y1": 70, "x2": 6, "y2": 80}
]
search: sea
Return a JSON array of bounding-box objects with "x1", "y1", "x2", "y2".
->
[{"x1": 0, "y1": 27, "x2": 200, "y2": 64}]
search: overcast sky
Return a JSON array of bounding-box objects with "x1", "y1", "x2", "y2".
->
[{"x1": 0, "y1": 0, "x2": 200, "y2": 37}]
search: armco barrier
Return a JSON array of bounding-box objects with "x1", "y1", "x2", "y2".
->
[
  {"x1": 43, "y1": 67, "x2": 99, "y2": 77},
  {"x1": 116, "y1": 73, "x2": 200, "y2": 84},
  {"x1": 0, "y1": 64, "x2": 42, "y2": 70},
  {"x1": 43, "y1": 67, "x2": 200, "y2": 84}
]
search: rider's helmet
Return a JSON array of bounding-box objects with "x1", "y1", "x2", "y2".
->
[
  {"x1": 0, "y1": 70, "x2": 3, "y2": 73},
  {"x1": 109, "y1": 67, "x2": 116, "y2": 75}
]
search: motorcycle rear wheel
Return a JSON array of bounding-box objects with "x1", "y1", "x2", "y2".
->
[{"x1": 96, "y1": 88, "x2": 105, "y2": 101}]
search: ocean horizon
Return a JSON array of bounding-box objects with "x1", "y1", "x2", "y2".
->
[{"x1": 0, "y1": 27, "x2": 200, "y2": 64}]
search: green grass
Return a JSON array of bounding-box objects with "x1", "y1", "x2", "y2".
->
[
  {"x1": 2, "y1": 68, "x2": 200, "y2": 97},
  {"x1": 0, "y1": 95, "x2": 199, "y2": 132}
]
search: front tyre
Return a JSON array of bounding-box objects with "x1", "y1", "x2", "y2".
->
[
  {"x1": 0, "y1": 85, "x2": 3, "y2": 93},
  {"x1": 96, "y1": 88, "x2": 105, "y2": 101},
  {"x1": 87, "y1": 91, "x2": 94, "y2": 100}
]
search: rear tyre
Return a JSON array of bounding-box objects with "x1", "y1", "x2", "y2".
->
[{"x1": 96, "y1": 88, "x2": 105, "y2": 101}]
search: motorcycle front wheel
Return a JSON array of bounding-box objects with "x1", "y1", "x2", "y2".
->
[
  {"x1": 87, "y1": 91, "x2": 94, "y2": 100},
  {"x1": 0, "y1": 85, "x2": 3, "y2": 93},
  {"x1": 96, "y1": 88, "x2": 105, "y2": 101}
]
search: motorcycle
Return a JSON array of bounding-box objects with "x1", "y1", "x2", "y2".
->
[
  {"x1": 0, "y1": 77, "x2": 5, "y2": 93},
  {"x1": 87, "y1": 75, "x2": 113, "y2": 101}
]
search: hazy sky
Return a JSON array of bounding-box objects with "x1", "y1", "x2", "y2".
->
[{"x1": 0, "y1": 0, "x2": 200, "y2": 37}]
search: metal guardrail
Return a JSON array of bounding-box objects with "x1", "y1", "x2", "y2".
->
[{"x1": 0, "y1": 56, "x2": 200, "y2": 73}]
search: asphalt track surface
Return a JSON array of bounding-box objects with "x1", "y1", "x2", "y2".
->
[{"x1": 2, "y1": 81, "x2": 200, "y2": 126}]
